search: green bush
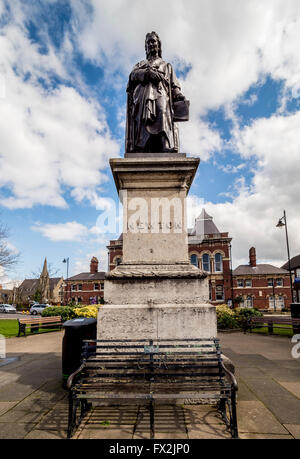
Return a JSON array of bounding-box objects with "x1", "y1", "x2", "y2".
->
[
  {"x1": 42, "y1": 306, "x2": 76, "y2": 321},
  {"x1": 42, "y1": 304, "x2": 102, "y2": 321},
  {"x1": 234, "y1": 307, "x2": 263, "y2": 328},
  {"x1": 216, "y1": 305, "x2": 239, "y2": 329}
]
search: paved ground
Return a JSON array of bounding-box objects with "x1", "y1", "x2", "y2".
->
[
  {"x1": 0, "y1": 331, "x2": 299, "y2": 439},
  {"x1": 0, "y1": 313, "x2": 26, "y2": 319}
]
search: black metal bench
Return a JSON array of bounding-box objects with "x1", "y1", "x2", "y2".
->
[
  {"x1": 17, "y1": 315, "x2": 62, "y2": 337},
  {"x1": 67, "y1": 338, "x2": 238, "y2": 439},
  {"x1": 247, "y1": 316, "x2": 300, "y2": 334}
]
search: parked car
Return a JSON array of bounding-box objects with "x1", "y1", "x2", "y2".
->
[
  {"x1": 29, "y1": 304, "x2": 50, "y2": 315},
  {"x1": 0, "y1": 304, "x2": 17, "y2": 314}
]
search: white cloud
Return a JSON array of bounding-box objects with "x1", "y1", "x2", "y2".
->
[
  {"x1": 32, "y1": 221, "x2": 88, "y2": 242},
  {"x1": 0, "y1": 3, "x2": 119, "y2": 209}
]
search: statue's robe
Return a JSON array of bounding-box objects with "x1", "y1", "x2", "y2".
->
[{"x1": 125, "y1": 58, "x2": 181, "y2": 152}]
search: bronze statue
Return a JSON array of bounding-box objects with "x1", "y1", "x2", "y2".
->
[{"x1": 125, "y1": 31, "x2": 189, "y2": 153}]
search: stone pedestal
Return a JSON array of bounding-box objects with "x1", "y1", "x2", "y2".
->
[{"x1": 98, "y1": 153, "x2": 217, "y2": 340}]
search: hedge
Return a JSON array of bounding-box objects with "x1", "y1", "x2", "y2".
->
[{"x1": 216, "y1": 305, "x2": 263, "y2": 329}]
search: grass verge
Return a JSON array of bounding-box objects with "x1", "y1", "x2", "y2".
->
[{"x1": 0, "y1": 319, "x2": 61, "y2": 338}]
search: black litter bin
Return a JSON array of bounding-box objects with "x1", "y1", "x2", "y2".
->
[
  {"x1": 62, "y1": 318, "x2": 97, "y2": 388},
  {"x1": 290, "y1": 303, "x2": 300, "y2": 335}
]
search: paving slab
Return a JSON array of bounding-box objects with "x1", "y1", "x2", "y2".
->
[
  {"x1": 239, "y1": 433, "x2": 293, "y2": 439},
  {"x1": 278, "y1": 382, "x2": 300, "y2": 399},
  {"x1": 0, "y1": 408, "x2": 46, "y2": 424},
  {"x1": 236, "y1": 401, "x2": 287, "y2": 434},
  {"x1": 283, "y1": 424, "x2": 300, "y2": 439},
  {"x1": 0, "y1": 401, "x2": 18, "y2": 416},
  {"x1": 0, "y1": 423, "x2": 36, "y2": 439},
  {"x1": 243, "y1": 377, "x2": 300, "y2": 424}
]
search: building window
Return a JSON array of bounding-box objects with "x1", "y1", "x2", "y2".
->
[
  {"x1": 190, "y1": 254, "x2": 198, "y2": 267},
  {"x1": 246, "y1": 296, "x2": 253, "y2": 308},
  {"x1": 268, "y1": 279, "x2": 274, "y2": 287},
  {"x1": 245, "y1": 279, "x2": 252, "y2": 288},
  {"x1": 202, "y1": 254, "x2": 210, "y2": 272},
  {"x1": 276, "y1": 278, "x2": 283, "y2": 286},
  {"x1": 77, "y1": 297, "x2": 82, "y2": 304},
  {"x1": 277, "y1": 296, "x2": 285, "y2": 309},
  {"x1": 94, "y1": 283, "x2": 100, "y2": 291},
  {"x1": 237, "y1": 279, "x2": 244, "y2": 288},
  {"x1": 296, "y1": 269, "x2": 300, "y2": 277},
  {"x1": 216, "y1": 285, "x2": 224, "y2": 301},
  {"x1": 214, "y1": 253, "x2": 223, "y2": 272},
  {"x1": 115, "y1": 258, "x2": 122, "y2": 266},
  {"x1": 71, "y1": 284, "x2": 77, "y2": 291},
  {"x1": 78, "y1": 284, "x2": 82, "y2": 291},
  {"x1": 100, "y1": 283, "x2": 104, "y2": 291},
  {"x1": 269, "y1": 296, "x2": 276, "y2": 309}
]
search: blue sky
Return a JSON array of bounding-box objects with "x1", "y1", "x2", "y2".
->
[{"x1": 1, "y1": 0, "x2": 300, "y2": 287}]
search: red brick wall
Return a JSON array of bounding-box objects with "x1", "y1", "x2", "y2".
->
[
  {"x1": 233, "y1": 275, "x2": 292, "y2": 309},
  {"x1": 64, "y1": 281, "x2": 104, "y2": 305}
]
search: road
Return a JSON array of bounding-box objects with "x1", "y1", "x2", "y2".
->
[{"x1": 0, "y1": 313, "x2": 34, "y2": 320}]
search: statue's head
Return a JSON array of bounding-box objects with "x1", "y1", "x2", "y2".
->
[{"x1": 145, "y1": 31, "x2": 162, "y2": 59}]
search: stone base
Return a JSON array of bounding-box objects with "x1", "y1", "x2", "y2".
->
[{"x1": 97, "y1": 303, "x2": 217, "y2": 340}]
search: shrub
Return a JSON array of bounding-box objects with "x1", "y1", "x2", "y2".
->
[
  {"x1": 234, "y1": 307, "x2": 263, "y2": 328},
  {"x1": 216, "y1": 304, "x2": 239, "y2": 329},
  {"x1": 42, "y1": 304, "x2": 101, "y2": 321},
  {"x1": 73, "y1": 306, "x2": 98, "y2": 319},
  {"x1": 42, "y1": 306, "x2": 76, "y2": 321}
]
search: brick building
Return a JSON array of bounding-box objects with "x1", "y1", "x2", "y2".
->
[
  {"x1": 107, "y1": 209, "x2": 233, "y2": 305},
  {"x1": 188, "y1": 209, "x2": 233, "y2": 305},
  {"x1": 0, "y1": 286, "x2": 13, "y2": 304},
  {"x1": 233, "y1": 247, "x2": 292, "y2": 310},
  {"x1": 64, "y1": 257, "x2": 105, "y2": 305}
]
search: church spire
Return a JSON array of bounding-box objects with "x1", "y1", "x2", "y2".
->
[{"x1": 41, "y1": 257, "x2": 48, "y2": 278}]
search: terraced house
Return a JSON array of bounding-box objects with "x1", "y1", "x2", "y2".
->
[
  {"x1": 63, "y1": 257, "x2": 105, "y2": 305},
  {"x1": 233, "y1": 247, "x2": 292, "y2": 310}
]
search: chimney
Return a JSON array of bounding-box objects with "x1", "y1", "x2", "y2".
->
[
  {"x1": 249, "y1": 247, "x2": 256, "y2": 267},
  {"x1": 90, "y1": 257, "x2": 99, "y2": 273}
]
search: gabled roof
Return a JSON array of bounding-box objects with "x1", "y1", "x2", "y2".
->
[
  {"x1": 233, "y1": 264, "x2": 289, "y2": 276},
  {"x1": 282, "y1": 254, "x2": 300, "y2": 271},
  {"x1": 67, "y1": 272, "x2": 105, "y2": 281},
  {"x1": 18, "y1": 278, "x2": 62, "y2": 293}
]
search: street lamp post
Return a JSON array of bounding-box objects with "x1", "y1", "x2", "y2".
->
[
  {"x1": 62, "y1": 258, "x2": 69, "y2": 305},
  {"x1": 276, "y1": 210, "x2": 294, "y2": 304}
]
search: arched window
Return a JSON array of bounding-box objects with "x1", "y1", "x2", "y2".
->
[
  {"x1": 190, "y1": 254, "x2": 198, "y2": 267},
  {"x1": 115, "y1": 257, "x2": 122, "y2": 266},
  {"x1": 202, "y1": 254, "x2": 210, "y2": 272},
  {"x1": 214, "y1": 253, "x2": 223, "y2": 272}
]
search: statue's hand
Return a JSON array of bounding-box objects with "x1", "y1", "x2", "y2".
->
[
  {"x1": 145, "y1": 68, "x2": 161, "y2": 84},
  {"x1": 175, "y1": 94, "x2": 185, "y2": 101},
  {"x1": 173, "y1": 87, "x2": 185, "y2": 101}
]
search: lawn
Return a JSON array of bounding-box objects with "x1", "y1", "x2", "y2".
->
[
  {"x1": 0, "y1": 319, "x2": 61, "y2": 338},
  {"x1": 0, "y1": 319, "x2": 18, "y2": 337},
  {"x1": 252, "y1": 323, "x2": 294, "y2": 337}
]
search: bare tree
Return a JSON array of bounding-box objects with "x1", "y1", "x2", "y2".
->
[
  {"x1": 31, "y1": 262, "x2": 60, "y2": 279},
  {"x1": 0, "y1": 223, "x2": 19, "y2": 270}
]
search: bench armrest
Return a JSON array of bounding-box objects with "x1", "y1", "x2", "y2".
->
[
  {"x1": 221, "y1": 361, "x2": 238, "y2": 391},
  {"x1": 67, "y1": 363, "x2": 86, "y2": 390}
]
